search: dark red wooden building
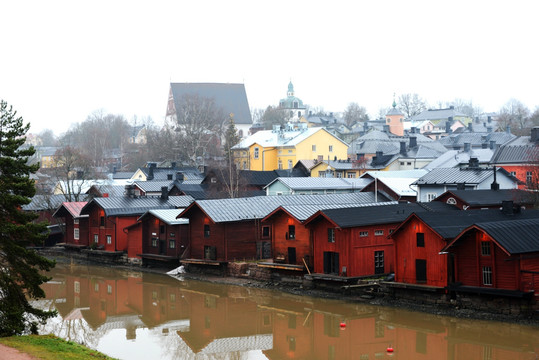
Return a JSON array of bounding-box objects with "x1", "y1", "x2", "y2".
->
[
  {"x1": 442, "y1": 218, "x2": 539, "y2": 299},
  {"x1": 433, "y1": 189, "x2": 536, "y2": 210},
  {"x1": 53, "y1": 201, "x2": 89, "y2": 247}
]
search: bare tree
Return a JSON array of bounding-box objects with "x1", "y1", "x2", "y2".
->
[
  {"x1": 498, "y1": 99, "x2": 530, "y2": 135},
  {"x1": 38, "y1": 129, "x2": 57, "y2": 146},
  {"x1": 343, "y1": 102, "x2": 369, "y2": 126},
  {"x1": 51, "y1": 145, "x2": 96, "y2": 202},
  {"x1": 398, "y1": 93, "x2": 427, "y2": 118},
  {"x1": 174, "y1": 94, "x2": 225, "y2": 165}
]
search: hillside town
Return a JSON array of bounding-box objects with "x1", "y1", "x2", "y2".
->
[{"x1": 20, "y1": 82, "x2": 539, "y2": 317}]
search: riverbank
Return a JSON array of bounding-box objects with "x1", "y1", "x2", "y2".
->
[
  {"x1": 0, "y1": 335, "x2": 116, "y2": 360},
  {"x1": 40, "y1": 248, "x2": 539, "y2": 326}
]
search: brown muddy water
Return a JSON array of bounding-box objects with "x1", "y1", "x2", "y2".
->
[{"x1": 36, "y1": 263, "x2": 538, "y2": 360}]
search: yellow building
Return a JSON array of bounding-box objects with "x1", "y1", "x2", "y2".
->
[{"x1": 232, "y1": 125, "x2": 348, "y2": 171}]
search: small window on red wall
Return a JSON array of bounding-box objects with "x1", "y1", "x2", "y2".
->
[
  {"x1": 262, "y1": 226, "x2": 270, "y2": 238},
  {"x1": 204, "y1": 225, "x2": 210, "y2": 238},
  {"x1": 288, "y1": 225, "x2": 295, "y2": 240}
]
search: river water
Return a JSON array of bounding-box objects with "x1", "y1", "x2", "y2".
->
[{"x1": 37, "y1": 263, "x2": 538, "y2": 360}]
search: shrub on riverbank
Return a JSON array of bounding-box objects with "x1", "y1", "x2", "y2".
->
[{"x1": 0, "y1": 334, "x2": 116, "y2": 360}]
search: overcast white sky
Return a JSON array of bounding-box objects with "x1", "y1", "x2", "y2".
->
[{"x1": 1, "y1": 0, "x2": 538, "y2": 135}]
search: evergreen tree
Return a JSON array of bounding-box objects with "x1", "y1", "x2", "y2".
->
[
  {"x1": 0, "y1": 100, "x2": 56, "y2": 336},
  {"x1": 223, "y1": 115, "x2": 241, "y2": 160}
]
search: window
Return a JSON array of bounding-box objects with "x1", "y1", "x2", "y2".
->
[
  {"x1": 254, "y1": 147, "x2": 259, "y2": 159},
  {"x1": 482, "y1": 266, "x2": 492, "y2": 285},
  {"x1": 160, "y1": 225, "x2": 165, "y2": 234},
  {"x1": 288, "y1": 225, "x2": 295, "y2": 240},
  {"x1": 100, "y1": 216, "x2": 105, "y2": 227},
  {"x1": 347, "y1": 172, "x2": 356, "y2": 178},
  {"x1": 170, "y1": 232, "x2": 175, "y2": 237},
  {"x1": 426, "y1": 193, "x2": 437, "y2": 202},
  {"x1": 359, "y1": 231, "x2": 368, "y2": 237},
  {"x1": 526, "y1": 171, "x2": 532, "y2": 185},
  {"x1": 94, "y1": 234, "x2": 99, "y2": 243},
  {"x1": 407, "y1": 162, "x2": 412, "y2": 166},
  {"x1": 400, "y1": 161, "x2": 405, "y2": 166},
  {"x1": 510, "y1": 171, "x2": 516, "y2": 176},
  {"x1": 262, "y1": 226, "x2": 270, "y2": 238},
  {"x1": 94, "y1": 283, "x2": 99, "y2": 292},
  {"x1": 336, "y1": 172, "x2": 343, "y2": 178},
  {"x1": 481, "y1": 241, "x2": 491, "y2": 256},
  {"x1": 319, "y1": 171, "x2": 326, "y2": 177},
  {"x1": 288, "y1": 160, "x2": 293, "y2": 169},
  {"x1": 74, "y1": 218, "x2": 79, "y2": 225},
  {"x1": 74, "y1": 228, "x2": 80, "y2": 240},
  {"x1": 204, "y1": 224, "x2": 210, "y2": 238},
  {"x1": 74, "y1": 281, "x2": 80, "y2": 294},
  {"x1": 389, "y1": 229, "x2": 395, "y2": 234},
  {"x1": 416, "y1": 233, "x2": 425, "y2": 247},
  {"x1": 329, "y1": 145, "x2": 333, "y2": 152},
  {"x1": 152, "y1": 237, "x2": 158, "y2": 247},
  {"x1": 278, "y1": 160, "x2": 283, "y2": 169},
  {"x1": 169, "y1": 239, "x2": 175, "y2": 249},
  {"x1": 312, "y1": 145, "x2": 317, "y2": 151},
  {"x1": 374, "y1": 230, "x2": 384, "y2": 236},
  {"x1": 107, "y1": 285, "x2": 112, "y2": 294},
  {"x1": 106, "y1": 235, "x2": 111, "y2": 244},
  {"x1": 328, "y1": 228, "x2": 335, "y2": 243},
  {"x1": 374, "y1": 251, "x2": 384, "y2": 274}
]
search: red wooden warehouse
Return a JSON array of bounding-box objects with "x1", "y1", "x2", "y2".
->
[{"x1": 53, "y1": 201, "x2": 89, "y2": 248}]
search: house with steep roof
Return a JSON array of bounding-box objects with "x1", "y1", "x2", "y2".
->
[
  {"x1": 442, "y1": 217, "x2": 539, "y2": 300},
  {"x1": 53, "y1": 202, "x2": 89, "y2": 247},
  {"x1": 409, "y1": 106, "x2": 472, "y2": 135},
  {"x1": 80, "y1": 192, "x2": 194, "y2": 258},
  {"x1": 260, "y1": 195, "x2": 394, "y2": 269},
  {"x1": 439, "y1": 130, "x2": 515, "y2": 151},
  {"x1": 423, "y1": 147, "x2": 494, "y2": 170},
  {"x1": 176, "y1": 193, "x2": 389, "y2": 271},
  {"x1": 389, "y1": 207, "x2": 539, "y2": 291},
  {"x1": 131, "y1": 163, "x2": 204, "y2": 183},
  {"x1": 166, "y1": 82, "x2": 252, "y2": 139},
  {"x1": 232, "y1": 126, "x2": 348, "y2": 171},
  {"x1": 490, "y1": 127, "x2": 539, "y2": 190},
  {"x1": 304, "y1": 202, "x2": 457, "y2": 278},
  {"x1": 413, "y1": 166, "x2": 520, "y2": 202}
]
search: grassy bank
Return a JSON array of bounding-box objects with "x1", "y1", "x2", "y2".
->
[{"x1": 0, "y1": 334, "x2": 117, "y2": 360}]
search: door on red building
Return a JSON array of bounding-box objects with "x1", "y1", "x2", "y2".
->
[
  {"x1": 416, "y1": 259, "x2": 427, "y2": 282},
  {"x1": 323, "y1": 251, "x2": 339, "y2": 275},
  {"x1": 288, "y1": 247, "x2": 296, "y2": 264},
  {"x1": 159, "y1": 239, "x2": 166, "y2": 255}
]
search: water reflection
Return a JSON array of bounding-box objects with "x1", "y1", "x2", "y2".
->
[{"x1": 38, "y1": 264, "x2": 539, "y2": 360}]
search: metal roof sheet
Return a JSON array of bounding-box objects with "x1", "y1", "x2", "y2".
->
[
  {"x1": 413, "y1": 167, "x2": 511, "y2": 185},
  {"x1": 435, "y1": 189, "x2": 535, "y2": 206},
  {"x1": 281, "y1": 201, "x2": 398, "y2": 221},
  {"x1": 473, "y1": 218, "x2": 539, "y2": 254},
  {"x1": 23, "y1": 194, "x2": 76, "y2": 211},
  {"x1": 267, "y1": 177, "x2": 371, "y2": 191},
  {"x1": 186, "y1": 193, "x2": 388, "y2": 223},
  {"x1": 143, "y1": 209, "x2": 189, "y2": 225},
  {"x1": 81, "y1": 195, "x2": 194, "y2": 217}
]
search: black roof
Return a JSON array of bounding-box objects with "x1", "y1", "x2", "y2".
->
[
  {"x1": 412, "y1": 208, "x2": 539, "y2": 240},
  {"x1": 435, "y1": 189, "x2": 536, "y2": 206},
  {"x1": 470, "y1": 218, "x2": 539, "y2": 254},
  {"x1": 317, "y1": 202, "x2": 457, "y2": 228}
]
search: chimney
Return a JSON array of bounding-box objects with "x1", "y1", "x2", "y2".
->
[
  {"x1": 400, "y1": 141, "x2": 407, "y2": 155},
  {"x1": 176, "y1": 172, "x2": 184, "y2": 181},
  {"x1": 148, "y1": 166, "x2": 154, "y2": 181},
  {"x1": 363, "y1": 122, "x2": 368, "y2": 132},
  {"x1": 375, "y1": 151, "x2": 383, "y2": 158},
  {"x1": 482, "y1": 142, "x2": 488, "y2": 149},
  {"x1": 487, "y1": 116, "x2": 492, "y2": 123},
  {"x1": 409, "y1": 136, "x2": 417, "y2": 148},
  {"x1": 467, "y1": 122, "x2": 473, "y2": 132},
  {"x1": 125, "y1": 184, "x2": 135, "y2": 198},
  {"x1": 530, "y1": 127, "x2": 539, "y2": 143},
  {"x1": 489, "y1": 140, "x2": 496, "y2": 150},
  {"x1": 491, "y1": 166, "x2": 499, "y2": 190},
  {"x1": 445, "y1": 121, "x2": 452, "y2": 134},
  {"x1": 457, "y1": 183, "x2": 466, "y2": 190},
  {"x1": 171, "y1": 162, "x2": 176, "y2": 169},
  {"x1": 487, "y1": 126, "x2": 492, "y2": 133},
  {"x1": 161, "y1": 186, "x2": 168, "y2": 201},
  {"x1": 468, "y1": 157, "x2": 479, "y2": 168},
  {"x1": 411, "y1": 127, "x2": 417, "y2": 134},
  {"x1": 464, "y1": 142, "x2": 471, "y2": 152},
  {"x1": 383, "y1": 125, "x2": 390, "y2": 133},
  {"x1": 506, "y1": 125, "x2": 511, "y2": 134},
  {"x1": 449, "y1": 106, "x2": 455, "y2": 110}
]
